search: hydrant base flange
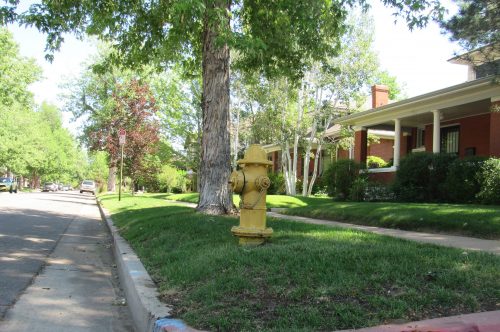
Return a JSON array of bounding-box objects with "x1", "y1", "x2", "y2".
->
[{"x1": 231, "y1": 226, "x2": 273, "y2": 245}]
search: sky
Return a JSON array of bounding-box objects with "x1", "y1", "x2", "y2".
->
[{"x1": 7, "y1": 0, "x2": 468, "y2": 131}]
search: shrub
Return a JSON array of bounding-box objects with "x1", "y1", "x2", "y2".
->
[
  {"x1": 393, "y1": 152, "x2": 457, "y2": 202},
  {"x1": 268, "y1": 172, "x2": 286, "y2": 195},
  {"x1": 295, "y1": 178, "x2": 303, "y2": 194},
  {"x1": 367, "y1": 155, "x2": 388, "y2": 168},
  {"x1": 310, "y1": 176, "x2": 328, "y2": 196},
  {"x1": 364, "y1": 182, "x2": 394, "y2": 202},
  {"x1": 349, "y1": 177, "x2": 367, "y2": 201},
  {"x1": 323, "y1": 159, "x2": 365, "y2": 200},
  {"x1": 477, "y1": 158, "x2": 500, "y2": 204},
  {"x1": 428, "y1": 153, "x2": 457, "y2": 200},
  {"x1": 158, "y1": 165, "x2": 187, "y2": 193},
  {"x1": 443, "y1": 157, "x2": 486, "y2": 203}
]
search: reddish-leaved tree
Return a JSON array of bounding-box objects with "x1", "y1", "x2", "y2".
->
[{"x1": 87, "y1": 79, "x2": 160, "y2": 190}]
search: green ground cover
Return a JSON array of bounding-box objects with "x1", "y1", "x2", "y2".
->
[
  {"x1": 167, "y1": 193, "x2": 500, "y2": 239},
  {"x1": 100, "y1": 193, "x2": 500, "y2": 331}
]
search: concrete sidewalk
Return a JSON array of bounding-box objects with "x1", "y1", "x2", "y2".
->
[
  {"x1": 0, "y1": 193, "x2": 134, "y2": 332},
  {"x1": 267, "y1": 211, "x2": 500, "y2": 255}
]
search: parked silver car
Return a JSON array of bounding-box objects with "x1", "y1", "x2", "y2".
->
[
  {"x1": 80, "y1": 180, "x2": 96, "y2": 195},
  {"x1": 42, "y1": 182, "x2": 57, "y2": 192}
]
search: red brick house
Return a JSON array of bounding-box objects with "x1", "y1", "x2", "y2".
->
[
  {"x1": 264, "y1": 115, "x2": 396, "y2": 177},
  {"x1": 336, "y1": 50, "x2": 500, "y2": 183}
]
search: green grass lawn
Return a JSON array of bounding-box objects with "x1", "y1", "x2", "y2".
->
[
  {"x1": 100, "y1": 193, "x2": 500, "y2": 331},
  {"x1": 167, "y1": 193, "x2": 500, "y2": 239}
]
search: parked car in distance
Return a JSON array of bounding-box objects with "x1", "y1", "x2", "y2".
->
[
  {"x1": 80, "y1": 180, "x2": 96, "y2": 195},
  {"x1": 0, "y1": 177, "x2": 18, "y2": 193},
  {"x1": 57, "y1": 183, "x2": 64, "y2": 191},
  {"x1": 42, "y1": 182, "x2": 57, "y2": 192},
  {"x1": 62, "y1": 184, "x2": 70, "y2": 191}
]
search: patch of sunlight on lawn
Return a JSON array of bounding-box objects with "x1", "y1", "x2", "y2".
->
[
  {"x1": 293, "y1": 229, "x2": 371, "y2": 242},
  {"x1": 267, "y1": 195, "x2": 311, "y2": 208}
]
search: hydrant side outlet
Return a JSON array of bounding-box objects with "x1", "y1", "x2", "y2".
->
[{"x1": 230, "y1": 144, "x2": 273, "y2": 245}]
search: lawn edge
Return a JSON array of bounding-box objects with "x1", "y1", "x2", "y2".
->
[{"x1": 96, "y1": 198, "x2": 199, "y2": 332}]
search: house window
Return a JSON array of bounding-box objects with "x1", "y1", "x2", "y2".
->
[{"x1": 440, "y1": 126, "x2": 459, "y2": 154}]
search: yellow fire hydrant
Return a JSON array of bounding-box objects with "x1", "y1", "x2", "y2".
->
[{"x1": 229, "y1": 144, "x2": 273, "y2": 245}]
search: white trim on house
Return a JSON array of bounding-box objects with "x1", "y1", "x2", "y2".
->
[{"x1": 365, "y1": 166, "x2": 397, "y2": 174}]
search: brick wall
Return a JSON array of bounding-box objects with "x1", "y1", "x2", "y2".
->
[
  {"x1": 424, "y1": 113, "x2": 494, "y2": 158},
  {"x1": 368, "y1": 138, "x2": 393, "y2": 162},
  {"x1": 354, "y1": 130, "x2": 368, "y2": 164},
  {"x1": 367, "y1": 171, "x2": 396, "y2": 184}
]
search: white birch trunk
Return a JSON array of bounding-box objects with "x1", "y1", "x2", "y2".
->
[
  {"x1": 307, "y1": 113, "x2": 333, "y2": 196},
  {"x1": 302, "y1": 82, "x2": 322, "y2": 196},
  {"x1": 232, "y1": 106, "x2": 240, "y2": 170}
]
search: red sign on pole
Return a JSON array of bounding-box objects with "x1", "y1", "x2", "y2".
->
[{"x1": 119, "y1": 129, "x2": 126, "y2": 145}]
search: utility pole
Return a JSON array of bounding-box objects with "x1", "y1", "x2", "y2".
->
[{"x1": 118, "y1": 129, "x2": 126, "y2": 201}]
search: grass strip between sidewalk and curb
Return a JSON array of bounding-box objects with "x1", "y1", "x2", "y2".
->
[
  {"x1": 99, "y1": 193, "x2": 500, "y2": 332},
  {"x1": 167, "y1": 193, "x2": 500, "y2": 239}
]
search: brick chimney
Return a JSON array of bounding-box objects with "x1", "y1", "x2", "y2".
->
[{"x1": 371, "y1": 85, "x2": 389, "y2": 108}]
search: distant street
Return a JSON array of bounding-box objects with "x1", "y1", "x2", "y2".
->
[{"x1": 0, "y1": 191, "x2": 134, "y2": 331}]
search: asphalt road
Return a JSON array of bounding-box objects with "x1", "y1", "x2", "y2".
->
[{"x1": 0, "y1": 191, "x2": 134, "y2": 331}]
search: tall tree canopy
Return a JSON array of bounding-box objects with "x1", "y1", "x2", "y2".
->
[
  {"x1": 63, "y1": 52, "x2": 160, "y2": 191},
  {"x1": 440, "y1": 0, "x2": 499, "y2": 50},
  {"x1": 4, "y1": 0, "x2": 444, "y2": 214},
  {"x1": 440, "y1": 0, "x2": 499, "y2": 79}
]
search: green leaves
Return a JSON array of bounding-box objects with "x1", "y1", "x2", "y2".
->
[{"x1": 0, "y1": 28, "x2": 41, "y2": 108}]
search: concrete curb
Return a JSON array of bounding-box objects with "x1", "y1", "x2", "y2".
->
[
  {"x1": 97, "y1": 199, "x2": 202, "y2": 332},
  {"x1": 338, "y1": 309, "x2": 500, "y2": 332}
]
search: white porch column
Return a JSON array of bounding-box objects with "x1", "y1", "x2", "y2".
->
[
  {"x1": 432, "y1": 110, "x2": 441, "y2": 153},
  {"x1": 393, "y1": 118, "x2": 401, "y2": 167}
]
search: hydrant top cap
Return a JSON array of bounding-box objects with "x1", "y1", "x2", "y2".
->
[{"x1": 237, "y1": 144, "x2": 273, "y2": 166}]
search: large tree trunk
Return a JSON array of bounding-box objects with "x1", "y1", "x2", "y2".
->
[
  {"x1": 197, "y1": 0, "x2": 234, "y2": 215},
  {"x1": 107, "y1": 163, "x2": 117, "y2": 192}
]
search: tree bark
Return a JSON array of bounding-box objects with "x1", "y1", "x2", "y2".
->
[
  {"x1": 107, "y1": 163, "x2": 117, "y2": 192},
  {"x1": 197, "y1": 0, "x2": 234, "y2": 215}
]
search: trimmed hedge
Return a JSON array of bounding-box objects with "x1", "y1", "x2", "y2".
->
[
  {"x1": 443, "y1": 157, "x2": 487, "y2": 203},
  {"x1": 393, "y1": 153, "x2": 500, "y2": 205},
  {"x1": 392, "y1": 152, "x2": 456, "y2": 202}
]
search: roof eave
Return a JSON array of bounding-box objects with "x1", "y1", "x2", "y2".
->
[{"x1": 336, "y1": 77, "x2": 499, "y2": 127}]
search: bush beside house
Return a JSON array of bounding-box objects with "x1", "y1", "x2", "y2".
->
[
  {"x1": 366, "y1": 155, "x2": 388, "y2": 168},
  {"x1": 322, "y1": 153, "x2": 499, "y2": 205},
  {"x1": 477, "y1": 158, "x2": 500, "y2": 204},
  {"x1": 323, "y1": 159, "x2": 366, "y2": 201},
  {"x1": 392, "y1": 153, "x2": 499, "y2": 204},
  {"x1": 443, "y1": 156, "x2": 486, "y2": 203},
  {"x1": 392, "y1": 152, "x2": 456, "y2": 202}
]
